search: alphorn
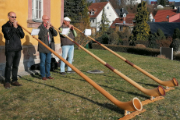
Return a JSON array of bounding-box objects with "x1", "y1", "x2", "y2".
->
[
  {"x1": 74, "y1": 27, "x2": 178, "y2": 88},
  {"x1": 18, "y1": 23, "x2": 143, "y2": 112},
  {"x1": 53, "y1": 26, "x2": 165, "y2": 98}
]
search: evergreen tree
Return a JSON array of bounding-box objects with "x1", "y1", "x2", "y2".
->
[
  {"x1": 79, "y1": 0, "x2": 90, "y2": 28},
  {"x1": 129, "y1": 1, "x2": 150, "y2": 43},
  {"x1": 64, "y1": 0, "x2": 90, "y2": 46},
  {"x1": 170, "y1": 38, "x2": 180, "y2": 51},
  {"x1": 156, "y1": 28, "x2": 166, "y2": 40},
  {"x1": 98, "y1": 8, "x2": 110, "y2": 35},
  {"x1": 148, "y1": 34, "x2": 157, "y2": 48},
  {"x1": 172, "y1": 28, "x2": 180, "y2": 39},
  {"x1": 159, "y1": 0, "x2": 166, "y2": 6},
  {"x1": 157, "y1": 0, "x2": 160, "y2": 4},
  {"x1": 64, "y1": 0, "x2": 89, "y2": 23},
  {"x1": 166, "y1": 0, "x2": 169, "y2": 5}
]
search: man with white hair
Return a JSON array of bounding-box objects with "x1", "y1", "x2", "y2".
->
[
  {"x1": 59, "y1": 17, "x2": 77, "y2": 75},
  {"x1": 38, "y1": 15, "x2": 57, "y2": 80}
]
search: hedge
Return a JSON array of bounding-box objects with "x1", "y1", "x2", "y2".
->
[
  {"x1": 92, "y1": 43, "x2": 180, "y2": 61},
  {"x1": 92, "y1": 43, "x2": 160, "y2": 56}
]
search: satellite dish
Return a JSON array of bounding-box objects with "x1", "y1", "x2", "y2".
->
[{"x1": 123, "y1": 13, "x2": 126, "y2": 17}]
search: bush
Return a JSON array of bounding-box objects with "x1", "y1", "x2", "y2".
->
[
  {"x1": 148, "y1": 34, "x2": 158, "y2": 48},
  {"x1": 155, "y1": 28, "x2": 166, "y2": 40},
  {"x1": 107, "y1": 28, "x2": 120, "y2": 45},
  {"x1": 170, "y1": 38, "x2": 180, "y2": 51},
  {"x1": 156, "y1": 39, "x2": 172, "y2": 48},
  {"x1": 96, "y1": 33, "x2": 109, "y2": 44},
  {"x1": 92, "y1": 43, "x2": 160, "y2": 56},
  {"x1": 172, "y1": 28, "x2": 180, "y2": 39}
]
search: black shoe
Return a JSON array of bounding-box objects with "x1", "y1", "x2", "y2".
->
[
  {"x1": 60, "y1": 72, "x2": 66, "y2": 75},
  {"x1": 67, "y1": 71, "x2": 75, "y2": 73}
]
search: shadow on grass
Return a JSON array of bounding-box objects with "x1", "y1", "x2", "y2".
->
[
  {"x1": 21, "y1": 76, "x2": 125, "y2": 115},
  {"x1": 51, "y1": 71, "x2": 149, "y2": 99},
  {"x1": 80, "y1": 70, "x2": 159, "y2": 88}
]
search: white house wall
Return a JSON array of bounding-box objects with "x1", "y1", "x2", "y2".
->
[
  {"x1": 90, "y1": 2, "x2": 119, "y2": 32},
  {"x1": 90, "y1": 18, "x2": 97, "y2": 28},
  {"x1": 125, "y1": 0, "x2": 141, "y2": 5}
]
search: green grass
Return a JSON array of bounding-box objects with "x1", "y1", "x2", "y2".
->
[{"x1": 0, "y1": 49, "x2": 180, "y2": 120}]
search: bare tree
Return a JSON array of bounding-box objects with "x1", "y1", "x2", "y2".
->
[{"x1": 109, "y1": 0, "x2": 120, "y2": 9}]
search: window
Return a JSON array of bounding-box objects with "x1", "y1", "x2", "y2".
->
[
  {"x1": 32, "y1": 0, "x2": 43, "y2": 22},
  {"x1": 119, "y1": 26, "x2": 123, "y2": 31},
  {"x1": 28, "y1": 0, "x2": 51, "y2": 28},
  {"x1": 107, "y1": 6, "x2": 109, "y2": 9},
  {"x1": 91, "y1": 11, "x2": 94, "y2": 15}
]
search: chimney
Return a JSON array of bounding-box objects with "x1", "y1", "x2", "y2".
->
[
  {"x1": 177, "y1": 6, "x2": 180, "y2": 13},
  {"x1": 123, "y1": 17, "x2": 126, "y2": 24},
  {"x1": 123, "y1": 13, "x2": 126, "y2": 24}
]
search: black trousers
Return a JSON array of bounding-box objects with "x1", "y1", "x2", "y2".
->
[{"x1": 5, "y1": 50, "x2": 21, "y2": 83}]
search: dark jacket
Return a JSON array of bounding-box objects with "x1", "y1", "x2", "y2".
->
[
  {"x1": 2, "y1": 21, "x2": 25, "y2": 52},
  {"x1": 59, "y1": 24, "x2": 77, "y2": 46},
  {"x1": 38, "y1": 23, "x2": 57, "y2": 53}
]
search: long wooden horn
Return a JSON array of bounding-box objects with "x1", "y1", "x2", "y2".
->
[
  {"x1": 18, "y1": 23, "x2": 143, "y2": 112},
  {"x1": 74, "y1": 27, "x2": 178, "y2": 88},
  {"x1": 53, "y1": 26, "x2": 165, "y2": 98}
]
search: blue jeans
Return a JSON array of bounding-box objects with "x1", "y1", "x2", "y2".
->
[
  {"x1": 40, "y1": 52, "x2": 51, "y2": 77},
  {"x1": 60, "y1": 45, "x2": 74, "y2": 72}
]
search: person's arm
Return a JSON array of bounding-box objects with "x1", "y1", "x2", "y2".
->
[
  {"x1": 38, "y1": 26, "x2": 43, "y2": 40},
  {"x1": 72, "y1": 30, "x2": 77, "y2": 37},
  {"x1": 59, "y1": 27, "x2": 66, "y2": 38},
  {"x1": 16, "y1": 26, "x2": 25, "y2": 39},
  {"x1": 49, "y1": 27, "x2": 57, "y2": 36},
  {"x1": 2, "y1": 25, "x2": 17, "y2": 40}
]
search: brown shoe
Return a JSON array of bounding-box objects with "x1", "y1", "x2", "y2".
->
[
  {"x1": 4, "y1": 82, "x2": 10, "y2": 89},
  {"x1": 42, "y1": 77, "x2": 47, "y2": 80},
  {"x1": 47, "y1": 76, "x2": 54, "y2": 79},
  {"x1": 11, "y1": 81, "x2": 22, "y2": 86}
]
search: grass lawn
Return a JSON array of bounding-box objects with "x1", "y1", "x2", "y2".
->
[{"x1": 0, "y1": 49, "x2": 180, "y2": 120}]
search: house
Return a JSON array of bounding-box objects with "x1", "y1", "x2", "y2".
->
[
  {"x1": 148, "y1": 22, "x2": 180, "y2": 36},
  {"x1": 125, "y1": 0, "x2": 141, "y2": 5},
  {"x1": 110, "y1": 13, "x2": 135, "y2": 32},
  {"x1": 151, "y1": 1, "x2": 157, "y2": 5},
  {"x1": 149, "y1": 13, "x2": 155, "y2": 22},
  {"x1": 174, "y1": 2, "x2": 180, "y2": 9},
  {"x1": 115, "y1": 8, "x2": 128, "y2": 18},
  {"x1": 88, "y1": 2, "x2": 119, "y2": 32},
  {"x1": 154, "y1": 9, "x2": 178, "y2": 22},
  {"x1": 0, "y1": 0, "x2": 64, "y2": 78}
]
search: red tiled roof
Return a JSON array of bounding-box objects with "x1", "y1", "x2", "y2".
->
[
  {"x1": 110, "y1": 13, "x2": 135, "y2": 28},
  {"x1": 154, "y1": 9, "x2": 177, "y2": 22},
  {"x1": 88, "y1": 2, "x2": 108, "y2": 18}
]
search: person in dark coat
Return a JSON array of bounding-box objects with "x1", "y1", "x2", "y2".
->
[
  {"x1": 38, "y1": 15, "x2": 57, "y2": 80},
  {"x1": 2, "y1": 12, "x2": 25, "y2": 89}
]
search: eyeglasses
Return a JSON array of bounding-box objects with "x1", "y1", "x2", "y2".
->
[{"x1": 10, "y1": 16, "x2": 16, "y2": 18}]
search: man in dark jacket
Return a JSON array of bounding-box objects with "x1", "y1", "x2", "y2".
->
[
  {"x1": 2, "y1": 12, "x2": 25, "y2": 89},
  {"x1": 59, "y1": 17, "x2": 77, "y2": 75},
  {"x1": 38, "y1": 15, "x2": 57, "y2": 80}
]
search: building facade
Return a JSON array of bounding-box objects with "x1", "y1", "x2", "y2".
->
[
  {"x1": 89, "y1": 2, "x2": 119, "y2": 32},
  {"x1": 0, "y1": 0, "x2": 64, "y2": 79}
]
